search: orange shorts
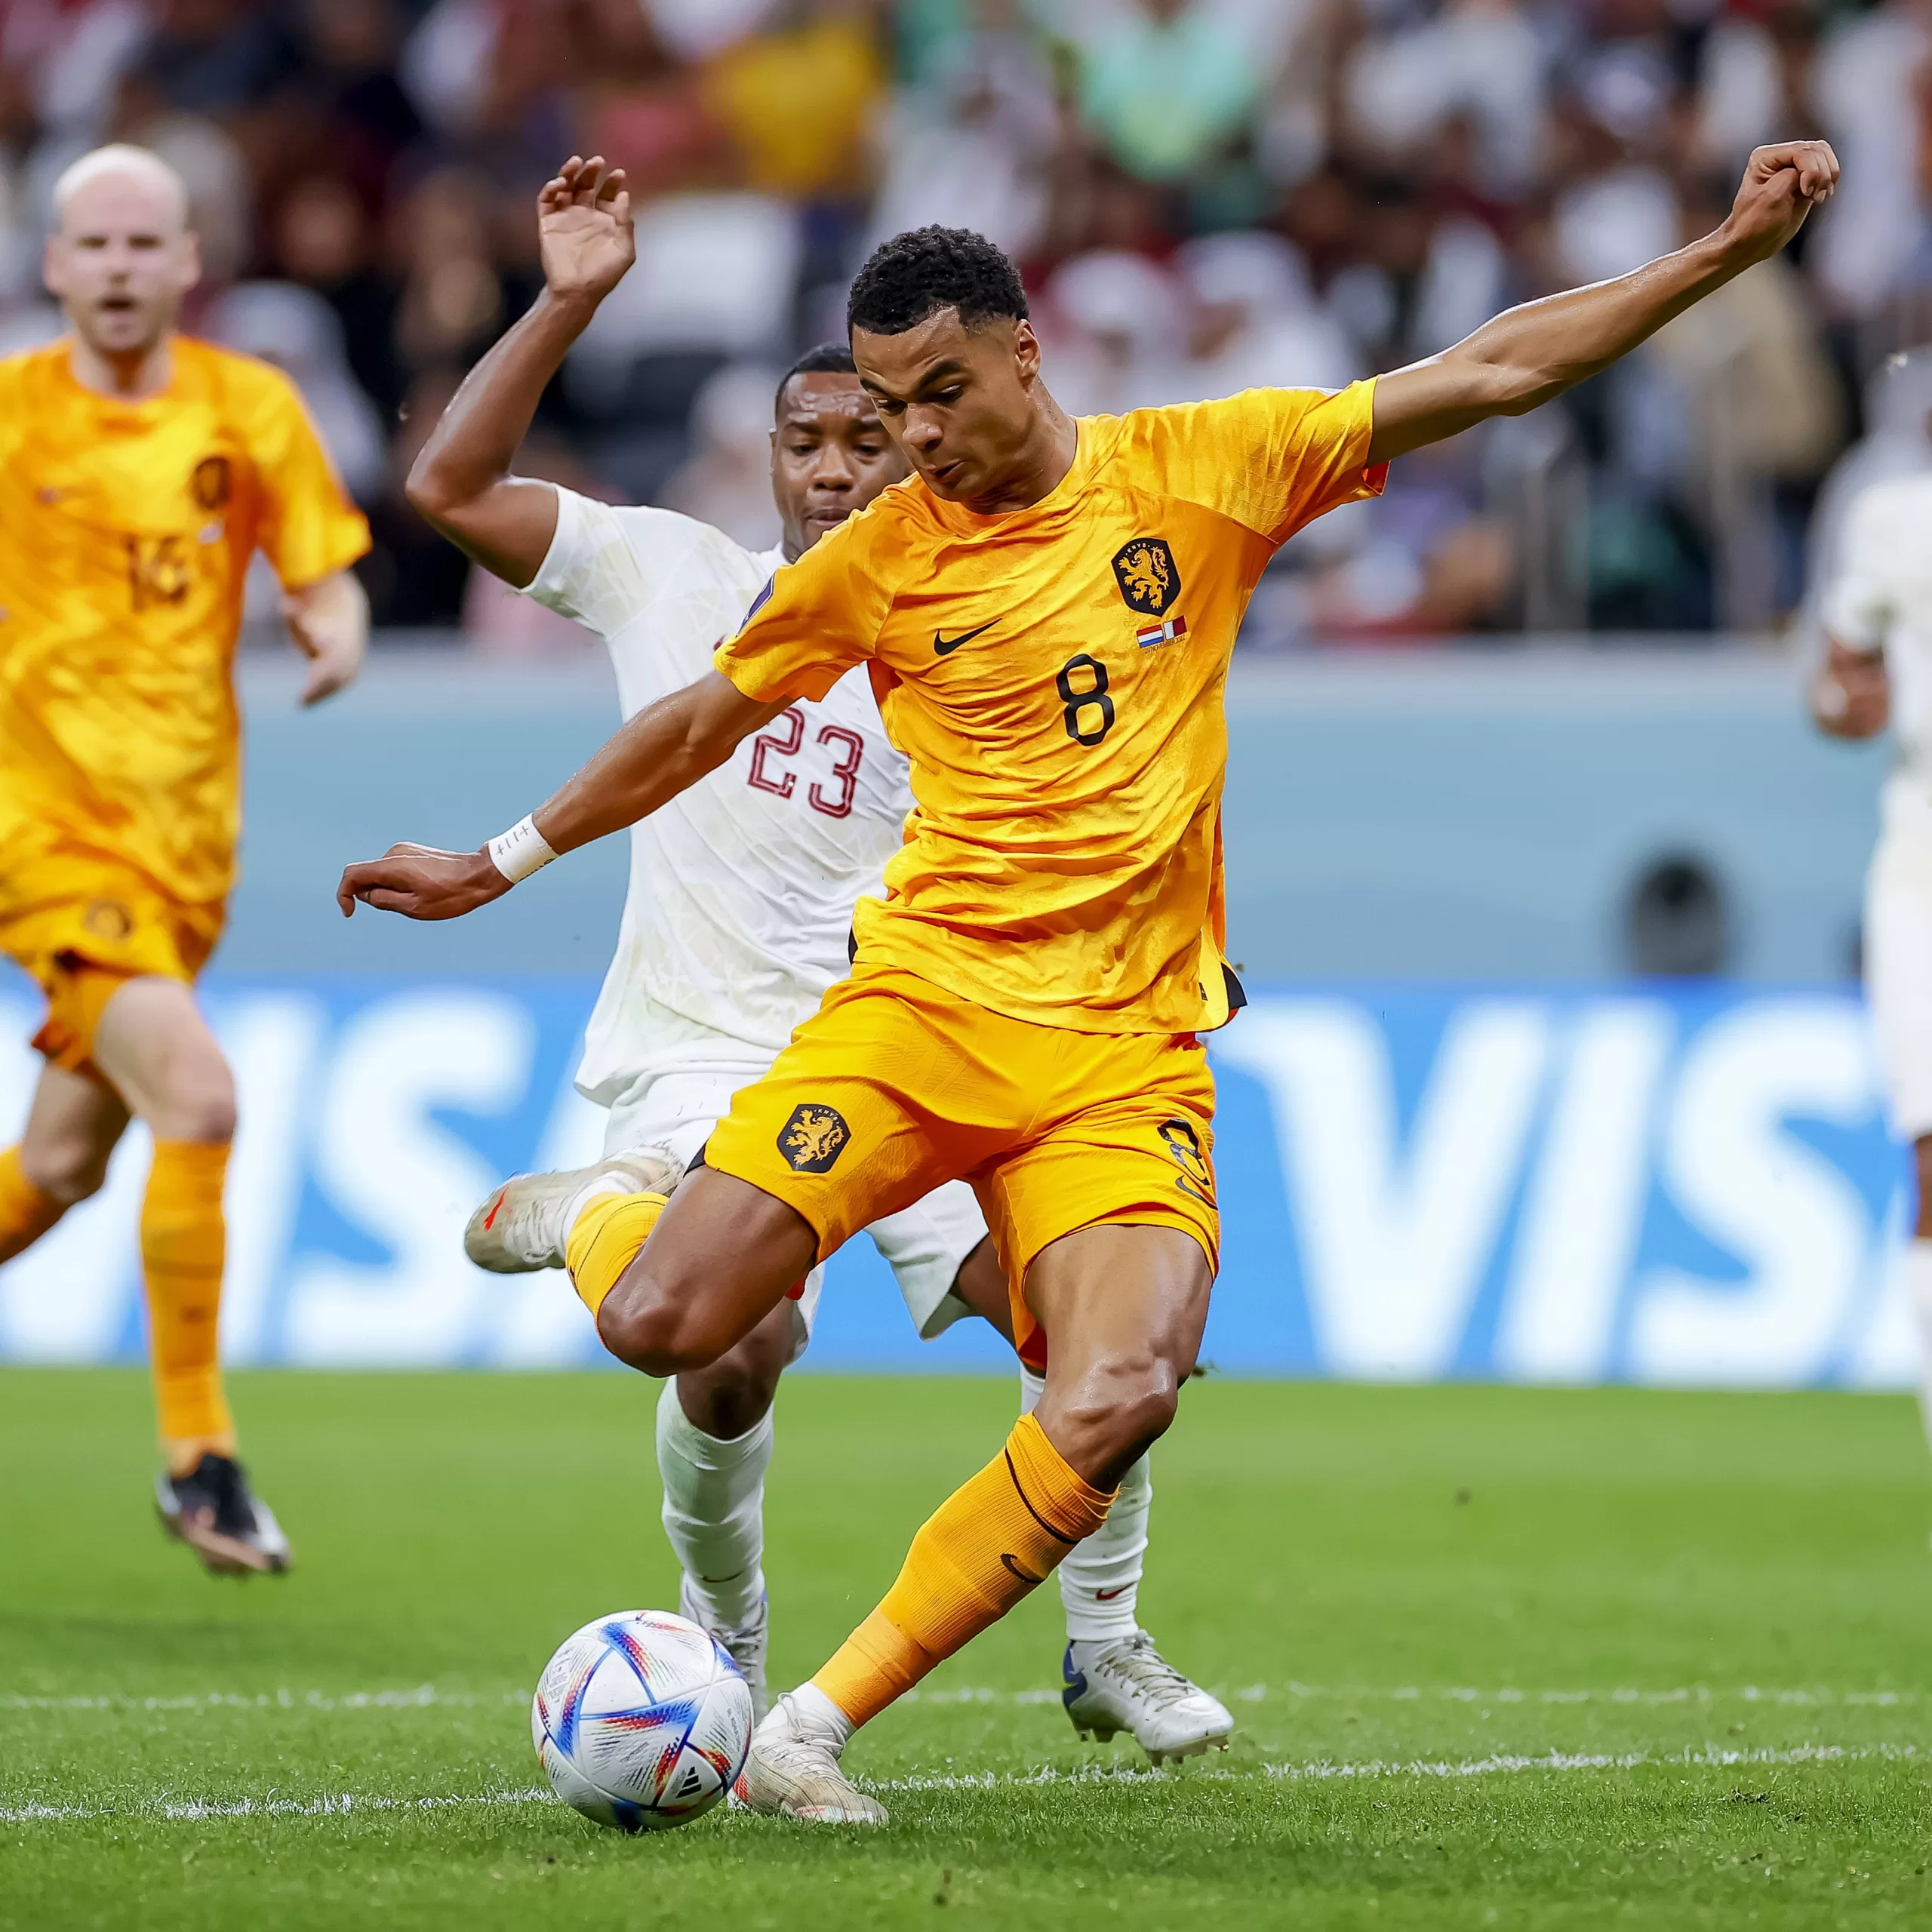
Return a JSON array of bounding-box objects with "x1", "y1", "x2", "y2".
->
[
  {"x1": 703, "y1": 963, "x2": 1219, "y2": 1363},
  {"x1": 0, "y1": 856, "x2": 221, "y2": 1075}
]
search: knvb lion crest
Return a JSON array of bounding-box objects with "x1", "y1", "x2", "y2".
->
[
  {"x1": 191, "y1": 455, "x2": 232, "y2": 512},
  {"x1": 777, "y1": 1103, "x2": 851, "y2": 1174},
  {"x1": 83, "y1": 898, "x2": 133, "y2": 943},
  {"x1": 1112, "y1": 536, "x2": 1180, "y2": 617}
]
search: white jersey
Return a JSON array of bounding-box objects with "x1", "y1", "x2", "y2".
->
[
  {"x1": 1823, "y1": 471, "x2": 1932, "y2": 846},
  {"x1": 522, "y1": 488, "x2": 912, "y2": 1100}
]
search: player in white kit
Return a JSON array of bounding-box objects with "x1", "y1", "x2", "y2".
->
[
  {"x1": 402, "y1": 155, "x2": 1232, "y2": 1761},
  {"x1": 1813, "y1": 450, "x2": 1932, "y2": 1444}
]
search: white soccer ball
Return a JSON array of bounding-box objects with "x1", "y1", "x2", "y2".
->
[{"x1": 531, "y1": 1609, "x2": 754, "y2": 1832}]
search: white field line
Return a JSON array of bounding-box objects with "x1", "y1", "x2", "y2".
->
[
  {"x1": 872, "y1": 1742, "x2": 1922, "y2": 1795},
  {"x1": 2, "y1": 1743, "x2": 1916, "y2": 1826},
  {"x1": 906, "y1": 1684, "x2": 1921, "y2": 1710},
  {"x1": 2, "y1": 1682, "x2": 1920, "y2": 1715},
  {"x1": 0, "y1": 1787, "x2": 552, "y2": 1825},
  {"x1": 0, "y1": 1687, "x2": 517, "y2": 1713}
]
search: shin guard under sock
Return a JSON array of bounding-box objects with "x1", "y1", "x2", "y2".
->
[
  {"x1": 813, "y1": 1412, "x2": 1112, "y2": 1730},
  {"x1": 142, "y1": 1140, "x2": 235, "y2": 1467}
]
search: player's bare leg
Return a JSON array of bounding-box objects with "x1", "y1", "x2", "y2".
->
[
  {"x1": 90, "y1": 978, "x2": 289, "y2": 1577},
  {"x1": 940, "y1": 1235, "x2": 1228, "y2": 1757},
  {"x1": 1909, "y1": 1136, "x2": 1932, "y2": 1459},
  {"x1": 658, "y1": 1299, "x2": 797, "y2": 1721},
  {"x1": 1012, "y1": 1233, "x2": 1230, "y2": 1761},
  {"x1": 740, "y1": 1224, "x2": 1212, "y2": 1823},
  {"x1": 577, "y1": 1167, "x2": 819, "y2": 1374},
  {"x1": 466, "y1": 1155, "x2": 794, "y2": 1701},
  {"x1": 2, "y1": 1060, "x2": 128, "y2": 1259},
  {"x1": 930, "y1": 1235, "x2": 1223, "y2": 1757},
  {"x1": 1025, "y1": 1225, "x2": 1212, "y2": 1482},
  {"x1": 554, "y1": 1168, "x2": 818, "y2": 1779}
]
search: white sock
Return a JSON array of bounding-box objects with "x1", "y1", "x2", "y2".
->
[
  {"x1": 1910, "y1": 1241, "x2": 1932, "y2": 1455},
  {"x1": 779, "y1": 1679, "x2": 854, "y2": 1749},
  {"x1": 654, "y1": 1377, "x2": 771, "y2": 1631},
  {"x1": 1019, "y1": 1365, "x2": 1150, "y2": 1643},
  {"x1": 564, "y1": 1170, "x2": 635, "y2": 1242}
]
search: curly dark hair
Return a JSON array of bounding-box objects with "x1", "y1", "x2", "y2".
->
[
  {"x1": 774, "y1": 341, "x2": 857, "y2": 410},
  {"x1": 846, "y1": 226, "x2": 1029, "y2": 337}
]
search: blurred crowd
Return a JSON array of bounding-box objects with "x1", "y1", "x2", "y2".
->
[{"x1": 5, "y1": 0, "x2": 1932, "y2": 644}]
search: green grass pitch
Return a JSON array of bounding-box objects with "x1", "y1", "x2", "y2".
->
[{"x1": 4, "y1": 1368, "x2": 1930, "y2": 1930}]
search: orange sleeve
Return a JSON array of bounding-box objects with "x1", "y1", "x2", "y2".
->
[
  {"x1": 713, "y1": 504, "x2": 895, "y2": 702},
  {"x1": 243, "y1": 365, "x2": 371, "y2": 588},
  {"x1": 1146, "y1": 378, "x2": 1385, "y2": 548}
]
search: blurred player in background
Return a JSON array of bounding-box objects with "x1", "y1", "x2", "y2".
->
[
  {"x1": 1810, "y1": 390, "x2": 1932, "y2": 1447},
  {"x1": 345, "y1": 141, "x2": 1837, "y2": 1823},
  {"x1": 404, "y1": 157, "x2": 1229, "y2": 1761},
  {"x1": 0, "y1": 146, "x2": 371, "y2": 1575}
]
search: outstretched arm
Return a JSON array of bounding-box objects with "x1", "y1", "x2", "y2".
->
[
  {"x1": 405, "y1": 155, "x2": 637, "y2": 587},
  {"x1": 336, "y1": 670, "x2": 789, "y2": 919},
  {"x1": 1366, "y1": 142, "x2": 1839, "y2": 466}
]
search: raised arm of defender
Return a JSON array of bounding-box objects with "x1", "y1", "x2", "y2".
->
[
  {"x1": 404, "y1": 156, "x2": 637, "y2": 586},
  {"x1": 1366, "y1": 142, "x2": 1838, "y2": 465}
]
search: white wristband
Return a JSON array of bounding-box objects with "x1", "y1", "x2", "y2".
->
[{"x1": 487, "y1": 814, "x2": 558, "y2": 884}]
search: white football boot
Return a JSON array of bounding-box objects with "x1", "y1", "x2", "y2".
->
[
  {"x1": 681, "y1": 1576, "x2": 769, "y2": 1724},
  {"x1": 734, "y1": 1693, "x2": 888, "y2": 1825},
  {"x1": 1062, "y1": 1631, "x2": 1234, "y2": 1765},
  {"x1": 463, "y1": 1150, "x2": 675, "y2": 1273}
]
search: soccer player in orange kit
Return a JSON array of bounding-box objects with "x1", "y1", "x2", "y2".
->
[
  {"x1": 341, "y1": 141, "x2": 1838, "y2": 1817},
  {"x1": 0, "y1": 146, "x2": 371, "y2": 1574}
]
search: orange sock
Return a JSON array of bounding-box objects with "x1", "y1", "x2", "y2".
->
[
  {"x1": 563, "y1": 1189, "x2": 669, "y2": 1318},
  {"x1": 814, "y1": 1413, "x2": 1113, "y2": 1730},
  {"x1": 142, "y1": 1140, "x2": 235, "y2": 1472},
  {"x1": 0, "y1": 1146, "x2": 64, "y2": 1263}
]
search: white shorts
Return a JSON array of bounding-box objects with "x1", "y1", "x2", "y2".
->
[
  {"x1": 1868, "y1": 829, "x2": 1932, "y2": 1143},
  {"x1": 600, "y1": 1060, "x2": 989, "y2": 1358}
]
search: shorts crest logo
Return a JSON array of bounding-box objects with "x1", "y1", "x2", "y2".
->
[
  {"x1": 1112, "y1": 536, "x2": 1180, "y2": 617},
  {"x1": 191, "y1": 456, "x2": 231, "y2": 512},
  {"x1": 82, "y1": 898, "x2": 133, "y2": 943},
  {"x1": 778, "y1": 1103, "x2": 851, "y2": 1173}
]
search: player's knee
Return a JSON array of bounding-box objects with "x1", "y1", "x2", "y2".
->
[
  {"x1": 674, "y1": 1294, "x2": 794, "y2": 1432},
  {"x1": 676, "y1": 1355, "x2": 780, "y2": 1441},
  {"x1": 597, "y1": 1278, "x2": 728, "y2": 1379},
  {"x1": 166, "y1": 1077, "x2": 236, "y2": 1145},
  {"x1": 1063, "y1": 1359, "x2": 1180, "y2": 1483},
  {"x1": 160, "y1": 1058, "x2": 235, "y2": 1143},
  {"x1": 146, "y1": 1047, "x2": 236, "y2": 1143},
  {"x1": 595, "y1": 1290, "x2": 675, "y2": 1374},
  {"x1": 1101, "y1": 1380, "x2": 1180, "y2": 1462}
]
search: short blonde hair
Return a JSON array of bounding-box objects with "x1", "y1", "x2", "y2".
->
[{"x1": 51, "y1": 144, "x2": 191, "y2": 230}]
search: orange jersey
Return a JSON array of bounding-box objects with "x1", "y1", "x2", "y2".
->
[
  {"x1": 715, "y1": 380, "x2": 1384, "y2": 1035},
  {"x1": 0, "y1": 337, "x2": 369, "y2": 909}
]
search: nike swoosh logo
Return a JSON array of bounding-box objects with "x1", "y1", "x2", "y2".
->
[
  {"x1": 999, "y1": 1553, "x2": 1042, "y2": 1585},
  {"x1": 934, "y1": 620, "x2": 998, "y2": 655},
  {"x1": 481, "y1": 1189, "x2": 506, "y2": 1231},
  {"x1": 1094, "y1": 1586, "x2": 1131, "y2": 1601}
]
